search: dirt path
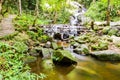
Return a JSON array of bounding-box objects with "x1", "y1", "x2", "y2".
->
[{"x1": 0, "y1": 15, "x2": 16, "y2": 37}]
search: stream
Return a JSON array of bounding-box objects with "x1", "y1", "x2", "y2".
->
[
  {"x1": 29, "y1": 41, "x2": 120, "y2": 80},
  {"x1": 29, "y1": 1, "x2": 120, "y2": 80}
]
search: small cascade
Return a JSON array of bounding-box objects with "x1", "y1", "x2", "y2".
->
[
  {"x1": 69, "y1": 3, "x2": 86, "y2": 26},
  {"x1": 43, "y1": 1, "x2": 88, "y2": 40}
]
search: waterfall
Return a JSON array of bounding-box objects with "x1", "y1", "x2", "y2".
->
[{"x1": 43, "y1": 1, "x2": 88, "y2": 40}]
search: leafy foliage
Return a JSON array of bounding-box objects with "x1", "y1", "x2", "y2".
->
[
  {"x1": 0, "y1": 42, "x2": 46, "y2": 80},
  {"x1": 86, "y1": 0, "x2": 120, "y2": 21}
]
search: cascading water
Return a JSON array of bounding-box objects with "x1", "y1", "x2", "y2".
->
[{"x1": 43, "y1": 1, "x2": 88, "y2": 40}]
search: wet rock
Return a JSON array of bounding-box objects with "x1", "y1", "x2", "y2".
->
[
  {"x1": 73, "y1": 44, "x2": 89, "y2": 55},
  {"x1": 91, "y1": 50, "x2": 120, "y2": 61},
  {"x1": 74, "y1": 36, "x2": 87, "y2": 44},
  {"x1": 111, "y1": 35, "x2": 120, "y2": 47},
  {"x1": 116, "y1": 31, "x2": 120, "y2": 37},
  {"x1": 102, "y1": 27, "x2": 110, "y2": 34},
  {"x1": 110, "y1": 21, "x2": 120, "y2": 27},
  {"x1": 73, "y1": 48, "x2": 82, "y2": 54},
  {"x1": 62, "y1": 33, "x2": 69, "y2": 40},
  {"x1": 44, "y1": 41, "x2": 51, "y2": 48},
  {"x1": 94, "y1": 21, "x2": 107, "y2": 26},
  {"x1": 29, "y1": 49, "x2": 40, "y2": 57},
  {"x1": 71, "y1": 42, "x2": 80, "y2": 49},
  {"x1": 53, "y1": 33, "x2": 62, "y2": 40},
  {"x1": 51, "y1": 42, "x2": 59, "y2": 50},
  {"x1": 42, "y1": 59, "x2": 54, "y2": 70},
  {"x1": 23, "y1": 56, "x2": 37, "y2": 63},
  {"x1": 80, "y1": 44, "x2": 89, "y2": 54},
  {"x1": 52, "y1": 50, "x2": 77, "y2": 66},
  {"x1": 91, "y1": 41, "x2": 108, "y2": 51},
  {"x1": 108, "y1": 28, "x2": 118, "y2": 36},
  {"x1": 41, "y1": 48, "x2": 52, "y2": 59}
]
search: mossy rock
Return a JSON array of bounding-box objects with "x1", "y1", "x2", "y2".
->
[
  {"x1": 102, "y1": 27, "x2": 110, "y2": 34},
  {"x1": 108, "y1": 28, "x2": 118, "y2": 36},
  {"x1": 23, "y1": 56, "x2": 37, "y2": 63},
  {"x1": 91, "y1": 41, "x2": 108, "y2": 51},
  {"x1": 29, "y1": 49, "x2": 40, "y2": 57},
  {"x1": 52, "y1": 50, "x2": 77, "y2": 65},
  {"x1": 73, "y1": 44, "x2": 89, "y2": 55},
  {"x1": 98, "y1": 42, "x2": 108, "y2": 50},
  {"x1": 42, "y1": 59, "x2": 54, "y2": 70},
  {"x1": 41, "y1": 48, "x2": 51, "y2": 59},
  {"x1": 51, "y1": 42, "x2": 59, "y2": 50},
  {"x1": 111, "y1": 36, "x2": 120, "y2": 48},
  {"x1": 116, "y1": 31, "x2": 120, "y2": 37},
  {"x1": 81, "y1": 44, "x2": 89, "y2": 54},
  {"x1": 91, "y1": 50, "x2": 120, "y2": 61},
  {"x1": 71, "y1": 42, "x2": 80, "y2": 49}
]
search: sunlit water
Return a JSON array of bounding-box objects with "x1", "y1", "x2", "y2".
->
[{"x1": 29, "y1": 41, "x2": 120, "y2": 80}]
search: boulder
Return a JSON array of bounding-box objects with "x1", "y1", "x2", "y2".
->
[
  {"x1": 44, "y1": 41, "x2": 51, "y2": 48},
  {"x1": 91, "y1": 50, "x2": 120, "y2": 61},
  {"x1": 29, "y1": 49, "x2": 40, "y2": 57},
  {"x1": 102, "y1": 27, "x2": 110, "y2": 34},
  {"x1": 110, "y1": 21, "x2": 120, "y2": 27},
  {"x1": 111, "y1": 36, "x2": 120, "y2": 47},
  {"x1": 52, "y1": 50, "x2": 77, "y2": 66},
  {"x1": 53, "y1": 33, "x2": 62, "y2": 40},
  {"x1": 73, "y1": 44, "x2": 89, "y2": 55},
  {"x1": 51, "y1": 42, "x2": 59, "y2": 50},
  {"x1": 94, "y1": 21, "x2": 107, "y2": 26},
  {"x1": 108, "y1": 28, "x2": 118, "y2": 36},
  {"x1": 42, "y1": 59, "x2": 54, "y2": 70},
  {"x1": 91, "y1": 41, "x2": 108, "y2": 51},
  {"x1": 71, "y1": 42, "x2": 80, "y2": 49},
  {"x1": 41, "y1": 48, "x2": 53, "y2": 59}
]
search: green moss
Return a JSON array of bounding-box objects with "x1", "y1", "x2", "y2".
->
[
  {"x1": 108, "y1": 28, "x2": 118, "y2": 36},
  {"x1": 102, "y1": 27, "x2": 110, "y2": 34},
  {"x1": 0, "y1": 31, "x2": 18, "y2": 40},
  {"x1": 13, "y1": 42, "x2": 28, "y2": 53},
  {"x1": 91, "y1": 41, "x2": 108, "y2": 51},
  {"x1": 23, "y1": 56, "x2": 37, "y2": 63}
]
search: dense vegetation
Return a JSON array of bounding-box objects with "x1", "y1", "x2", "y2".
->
[{"x1": 0, "y1": 0, "x2": 120, "y2": 80}]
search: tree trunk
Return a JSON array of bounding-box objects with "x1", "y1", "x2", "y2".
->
[
  {"x1": 0, "y1": 0, "x2": 3, "y2": 14},
  {"x1": 35, "y1": 0, "x2": 39, "y2": 16},
  {"x1": 106, "y1": 0, "x2": 110, "y2": 26},
  {"x1": 93, "y1": 0, "x2": 96, "y2": 3},
  {"x1": 18, "y1": 0, "x2": 22, "y2": 15}
]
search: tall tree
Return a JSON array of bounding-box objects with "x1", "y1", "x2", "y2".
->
[
  {"x1": 18, "y1": 0, "x2": 22, "y2": 15},
  {"x1": 93, "y1": 0, "x2": 96, "y2": 3},
  {"x1": 0, "y1": 0, "x2": 3, "y2": 14},
  {"x1": 106, "y1": 0, "x2": 110, "y2": 25},
  {"x1": 35, "y1": 0, "x2": 39, "y2": 16}
]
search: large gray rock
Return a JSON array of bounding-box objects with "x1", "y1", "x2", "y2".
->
[
  {"x1": 111, "y1": 35, "x2": 120, "y2": 47},
  {"x1": 91, "y1": 50, "x2": 120, "y2": 61},
  {"x1": 52, "y1": 50, "x2": 77, "y2": 66},
  {"x1": 94, "y1": 21, "x2": 107, "y2": 26}
]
